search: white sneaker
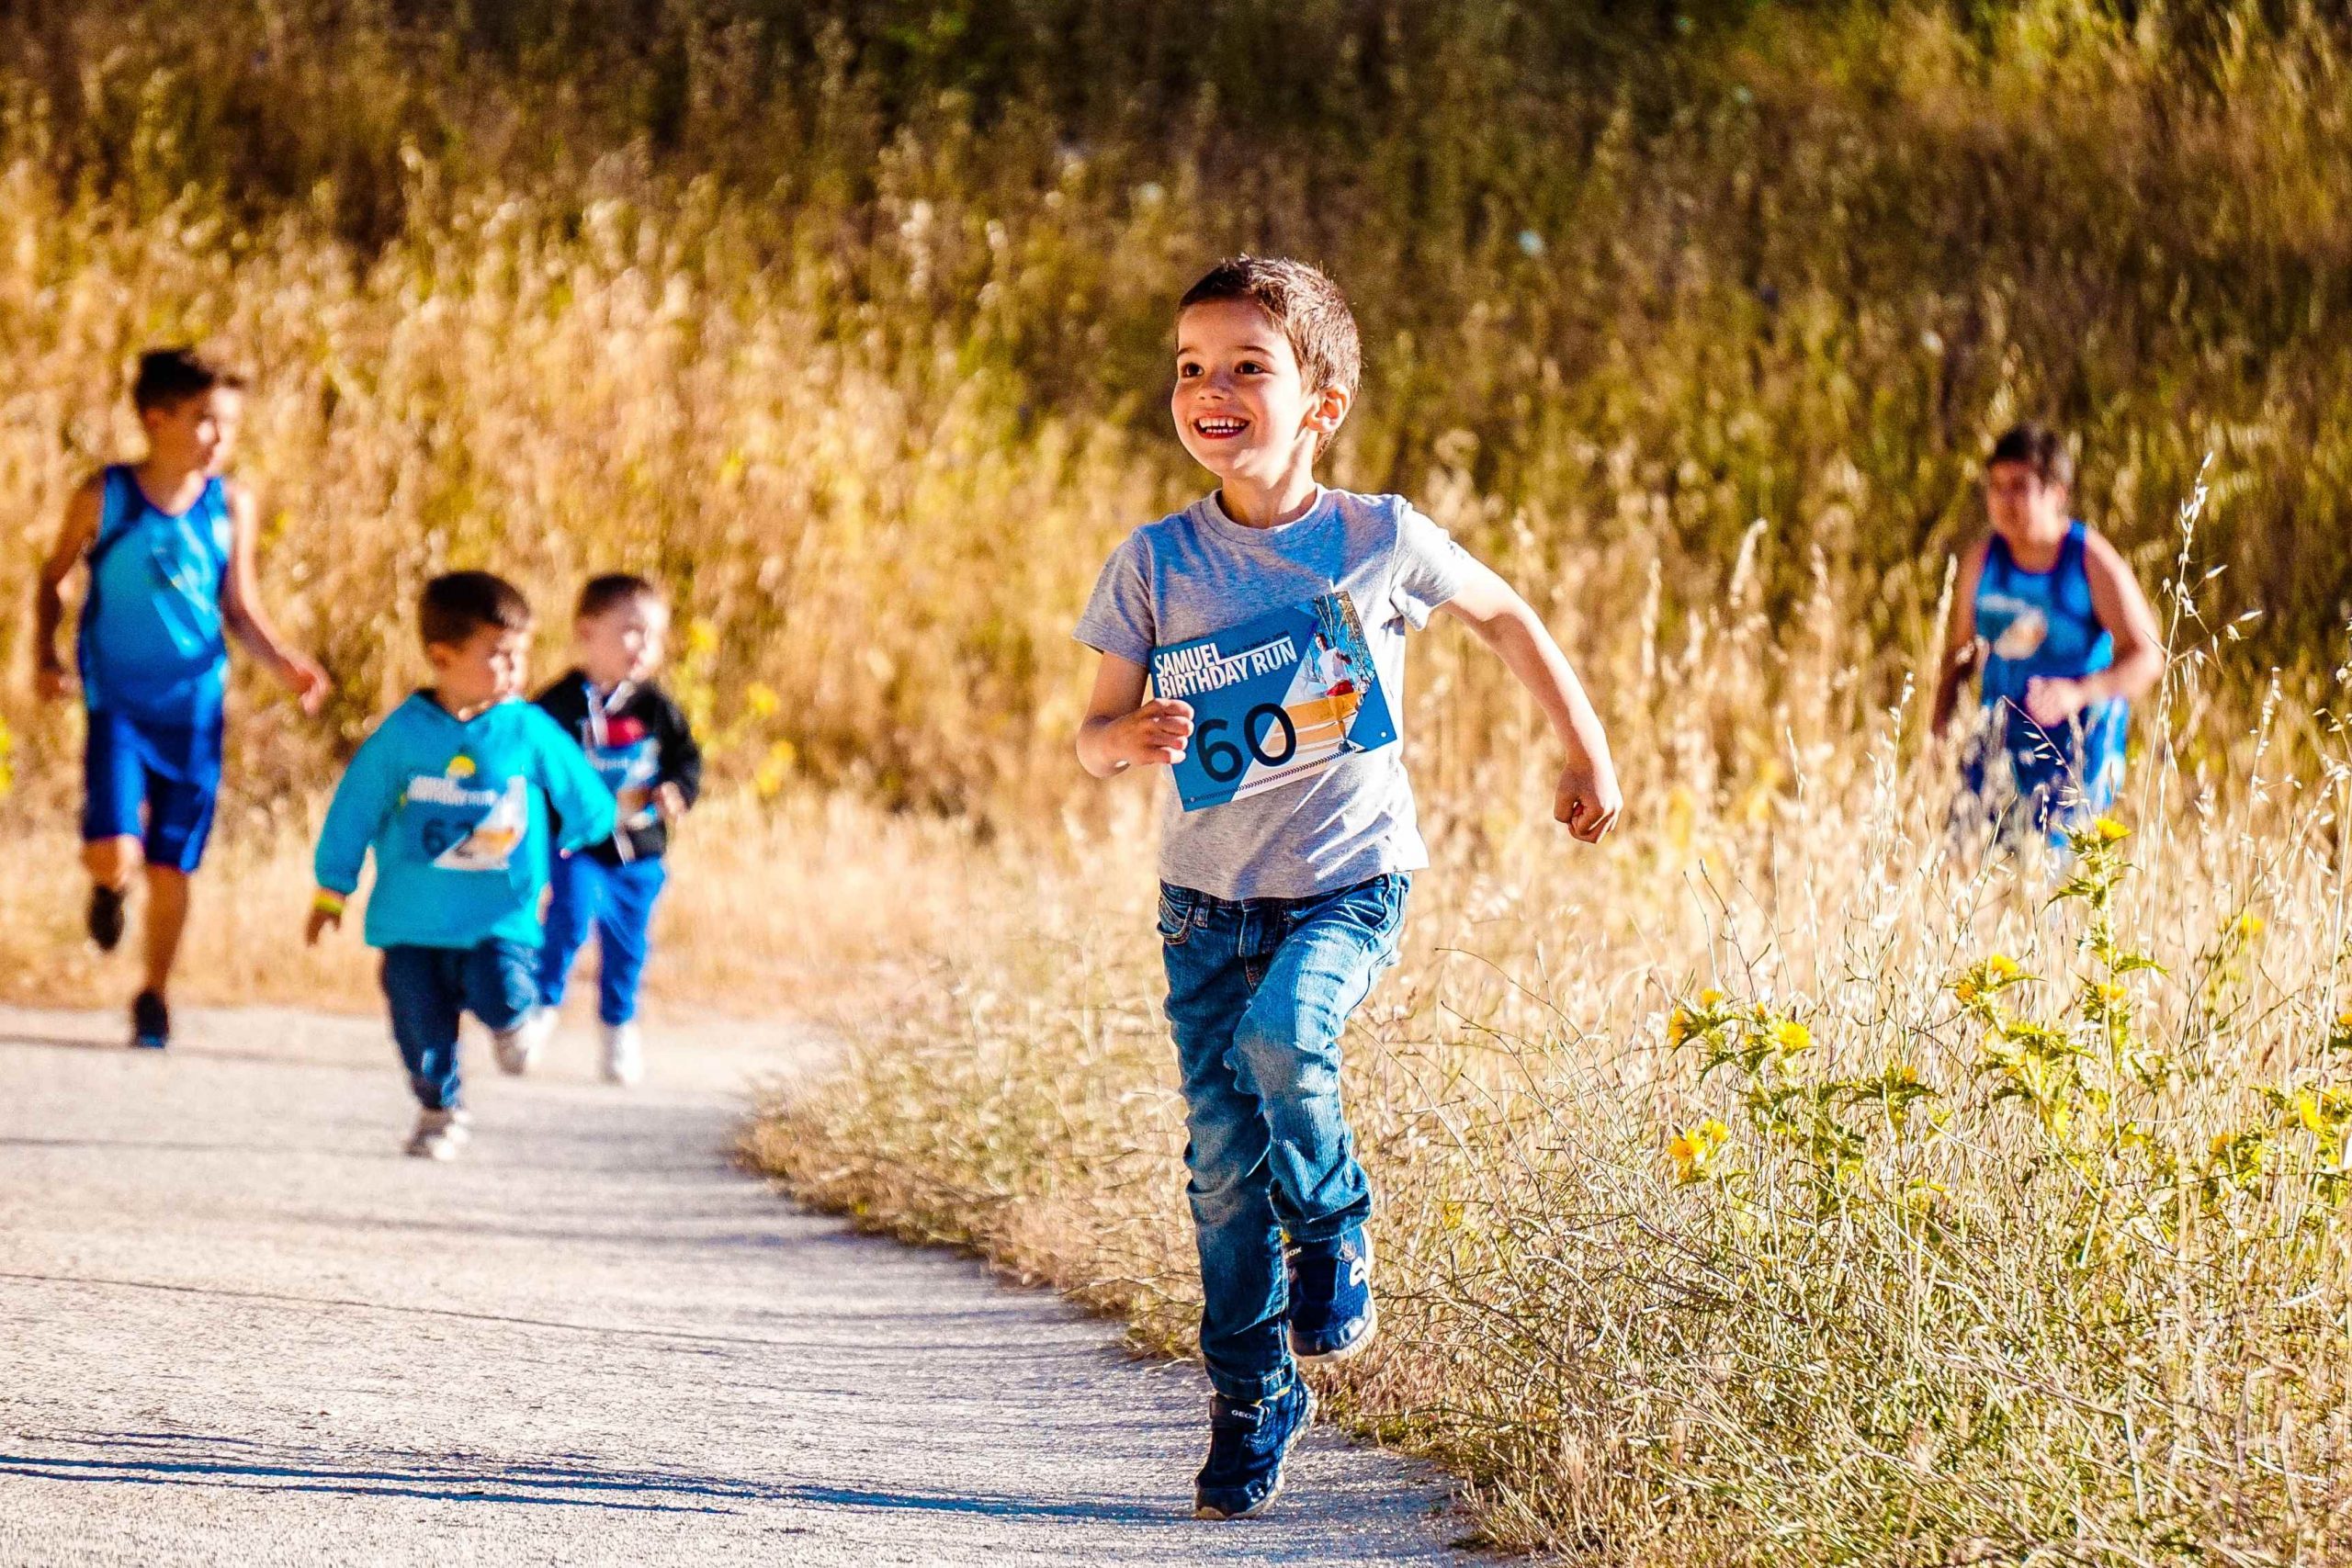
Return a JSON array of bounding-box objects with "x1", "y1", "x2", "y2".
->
[
  {"x1": 601, "y1": 1021, "x2": 644, "y2": 1087},
  {"x1": 494, "y1": 1007, "x2": 556, "y2": 1076},
  {"x1": 405, "y1": 1106, "x2": 471, "y2": 1160}
]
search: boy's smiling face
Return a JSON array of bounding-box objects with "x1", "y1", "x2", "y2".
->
[{"x1": 1171, "y1": 299, "x2": 1347, "y2": 492}]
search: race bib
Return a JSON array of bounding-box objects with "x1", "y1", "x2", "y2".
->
[
  {"x1": 401, "y1": 756, "x2": 529, "y2": 872},
  {"x1": 1151, "y1": 592, "x2": 1396, "y2": 812}
]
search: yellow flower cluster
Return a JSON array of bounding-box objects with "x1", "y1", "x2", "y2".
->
[{"x1": 1668, "y1": 1118, "x2": 1733, "y2": 1183}]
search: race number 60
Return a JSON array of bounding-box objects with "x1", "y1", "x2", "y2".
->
[{"x1": 1195, "y1": 704, "x2": 1300, "y2": 784}]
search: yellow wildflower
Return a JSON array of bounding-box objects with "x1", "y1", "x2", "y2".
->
[
  {"x1": 2293, "y1": 1090, "x2": 2326, "y2": 1136},
  {"x1": 2095, "y1": 981, "x2": 2128, "y2": 1007},
  {"x1": 1770, "y1": 1019, "x2": 1813, "y2": 1055},
  {"x1": 1954, "y1": 977, "x2": 1980, "y2": 1005},
  {"x1": 1986, "y1": 953, "x2": 2020, "y2": 980},
  {"x1": 2092, "y1": 816, "x2": 2131, "y2": 843},
  {"x1": 1698, "y1": 987, "x2": 1725, "y2": 1008},
  {"x1": 1666, "y1": 1008, "x2": 1692, "y2": 1049},
  {"x1": 2233, "y1": 912, "x2": 2266, "y2": 941},
  {"x1": 1668, "y1": 1118, "x2": 1731, "y2": 1183}
]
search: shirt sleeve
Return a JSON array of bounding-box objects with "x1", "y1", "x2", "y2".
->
[
  {"x1": 1390, "y1": 501, "x2": 1476, "y2": 628},
  {"x1": 1072, "y1": 533, "x2": 1155, "y2": 665},
  {"x1": 657, "y1": 690, "x2": 704, "y2": 807},
  {"x1": 313, "y1": 728, "x2": 398, "y2": 897},
  {"x1": 533, "y1": 710, "x2": 619, "y2": 852}
]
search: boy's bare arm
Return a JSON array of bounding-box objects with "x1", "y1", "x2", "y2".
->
[
  {"x1": 31, "y1": 479, "x2": 103, "y2": 700},
  {"x1": 1929, "y1": 538, "x2": 1989, "y2": 738},
  {"x1": 1075, "y1": 653, "x2": 1194, "y2": 779},
  {"x1": 2021, "y1": 531, "x2": 2165, "y2": 726},
  {"x1": 1435, "y1": 561, "x2": 1621, "y2": 843},
  {"x1": 2079, "y1": 530, "x2": 2165, "y2": 700},
  {"x1": 219, "y1": 485, "x2": 331, "y2": 714}
]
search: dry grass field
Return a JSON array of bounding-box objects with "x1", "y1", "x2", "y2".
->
[{"x1": 5, "y1": 2, "x2": 2352, "y2": 1559}]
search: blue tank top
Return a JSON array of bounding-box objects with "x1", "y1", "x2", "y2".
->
[
  {"x1": 77, "y1": 466, "x2": 232, "y2": 727},
  {"x1": 1965, "y1": 521, "x2": 2128, "y2": 823}
]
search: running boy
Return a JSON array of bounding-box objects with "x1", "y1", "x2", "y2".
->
[
  {"x1": 504, "y1": 573, "x2": 702, "y2": 1087},
  {"x1": 1074, "y1": 256, "x2": 1620, "y2": 1519},
  {"x1": 1930, "y1": 424, "x2": 2165, "y2": 844},
  {"x1": 306, "y1": 572, "x2": 615, "y2": 1159},
  {"x1": 32, "y1": 347, "x2": 330, "y2": 1048}
]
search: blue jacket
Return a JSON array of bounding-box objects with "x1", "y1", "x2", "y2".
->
[{"x1": 315, "y1": 693, "x2": 617, "y2": 949}]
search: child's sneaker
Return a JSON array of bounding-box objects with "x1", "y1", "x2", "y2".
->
[
  {"x1": 1193, "y1": 1379, "x2": 1314, "y2": 1520},
  {"x1": 1287, "y1": 1228, "x2": 1376, "y2": 1361},
  {"x1": 130, "y1": 989, "x2": 170, "y2": 1050},
  {"x1": 87, "y1": 886, "x2": 127, "y2": 952},
  {"x1": 404, "y1": 1106, "x2": 470, "y2": 1160},
  {"x1": 600, "y1": 1021, "x2": 643, "y2": 1086},
  {"x1": 494, "y1": 1007, "x2": 556, "y2": 1076}
]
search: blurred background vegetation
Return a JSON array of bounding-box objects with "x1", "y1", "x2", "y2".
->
[{"x1": 2, "y1": 0, "x2": 2347, "y2": 832}]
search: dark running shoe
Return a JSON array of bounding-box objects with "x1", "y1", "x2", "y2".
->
[
  {"x1": 130, "y1": 989, "x2": 170, "y2": 1051},
  {"x1": 1287, "y1": 1228, "x2": 1377, "y2": 1361},
  {"x1": 1193, "y1": 1379, "x2": 1314, "y2": 1520},
  {"x1": 87, "y1": 885, "x2": 126, "y2": 952}
]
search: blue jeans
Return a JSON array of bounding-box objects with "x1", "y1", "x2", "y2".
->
[
  {"x1": 538, "y1": 852, "x2": 668, "y2": 1025},
  {"x1": 1159, "y1": 873, "x2": 1408, "y2": 1402},
  {"x1": 379, "y1": 940, "x2": 537, "y2": 1110}
]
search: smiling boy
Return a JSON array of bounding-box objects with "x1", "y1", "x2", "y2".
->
[
  {"x1": 1074, "y1": 256, "x2": 1621, "y2": 1518},
  {"x1": 32, "y1": 347, "x2": 330, "y2": 1049}
]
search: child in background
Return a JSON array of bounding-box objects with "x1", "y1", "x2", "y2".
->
[
  {"x1": 306, "y1": 571, "x2": 615, "y2": 1159},
  {"x1": 1931, "y1": 423, "x2": 2165, "y2": 845},
  {"x1": 32, "y1": 347, "x2": 330, "y2": 1049},
  {"x1": 1074, "y1": 256, "x2": 1621, "y2": 1518},
  {"x1": 503, "y1": 574, "x2": 702, "y2": 1087}
]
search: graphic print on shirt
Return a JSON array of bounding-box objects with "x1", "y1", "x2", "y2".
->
[
  {"x1": 400, "y1": 753, "x2": 529, "y2": 872},
  {"x1": 581, "y1": 693, "x2": 662, "y2": 830},
  {"x1": 1979, "y1": 593, "x2": 2051, "y2": 661},
  {"x1": 1151, "y1": 592, "x2": 1397, "y2": 812}
]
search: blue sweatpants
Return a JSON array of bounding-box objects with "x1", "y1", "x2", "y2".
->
[
  {"x1": 538, "y1": 852, "x2": 668, "y2": 1026},
  {"x1": 380, "y1": 940, "x2": 538, "y2": 1111}
]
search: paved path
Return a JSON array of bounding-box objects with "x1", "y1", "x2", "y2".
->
[{"x1": 0, "y1": 1004, "x2": 1458, "y2": 1566}]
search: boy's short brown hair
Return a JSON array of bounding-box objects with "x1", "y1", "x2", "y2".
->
[
  {"x1": 420, "y1": 571, "x2": 532, "y2": 649},
  {"x1": 576, "y1": 572, "x2": 662, "y2": 620},
  {"x1": 1987, "y1": 423, "x2": 2075, "y2": 491},
  {"x1": 1179, "y1": 256, "x2": 1363, "y2": 447},
  {"x1": 132, "y1": 347, "x2": 246, "y2": 412}
]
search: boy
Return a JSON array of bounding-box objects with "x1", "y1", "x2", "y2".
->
[
  {"x1": 1930, "y1": 424, "x2": 2165, "y2": 844},
  {"x1": 1074, "y1": 256, "x2": 1620, "y2": 1519},
  {"x1": 305, "y1": 572, "x2": 615, "y2": 1159},
  {"x1": 32, "y1": 347, "x2": 331, "y2": 1049},
  {"x1": 503, "y1": 573, "x2": 702, "y2": 1087}
]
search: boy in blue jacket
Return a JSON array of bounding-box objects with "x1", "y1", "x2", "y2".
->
[{"x1": 306, "y1": 571, "x2": 615, "y2": 1159}]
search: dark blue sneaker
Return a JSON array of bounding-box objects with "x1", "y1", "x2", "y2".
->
[
  {"x1": 1194, "y1": 1378, "x2": 1314, "y2": 1520},
  {"x1": 87, "y1": 885, "x2": 126, "y2": 952},
  {"x1": 130, "y1": 989, "x2": 170, "y2": 1051},
  {"x1": 1287, "y1": 1229, "x2": 1376, "y2": 1360}
]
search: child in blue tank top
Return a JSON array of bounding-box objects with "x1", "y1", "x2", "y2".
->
[
  {"x1": 32, "y1": 348, "x2": 331, "y2": 1049},
  {"x1": 1931, "y1": 424, "x2": 2165, "y2": 846}
]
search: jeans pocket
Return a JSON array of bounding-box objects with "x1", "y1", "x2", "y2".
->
[{"x1": 1156, "y1": 886, "x2": 1196, "y2": 946}]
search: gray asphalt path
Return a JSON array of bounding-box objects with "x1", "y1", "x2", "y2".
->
[{"x1": 0, "y1": 1003, "x2": 1459, "y2": 1566}]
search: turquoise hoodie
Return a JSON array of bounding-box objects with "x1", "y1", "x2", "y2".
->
[{"x1": 315, "y1": 693, "x2": 617, "y2": 949}]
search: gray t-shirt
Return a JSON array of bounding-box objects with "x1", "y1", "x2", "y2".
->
[{"x1": 1075, "y1": 488, "x2": 1475, "y2": 899}]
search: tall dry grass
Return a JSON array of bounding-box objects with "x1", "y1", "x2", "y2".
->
[
  {"x1": 753, "y1": 473, "x2": 2352, "y2": 1562},
  {"x1": 3, "y1": 3, "x2": 2351, "y2": 1558}
]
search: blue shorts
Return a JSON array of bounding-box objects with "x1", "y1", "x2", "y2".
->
[{"x1": 82, "y1": 710, "x2": 224, "y2": 874}]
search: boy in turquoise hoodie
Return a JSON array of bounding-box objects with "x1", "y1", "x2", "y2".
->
[{"x1": 307, "y1": 571, "x2": 615, "y2": 1159}]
